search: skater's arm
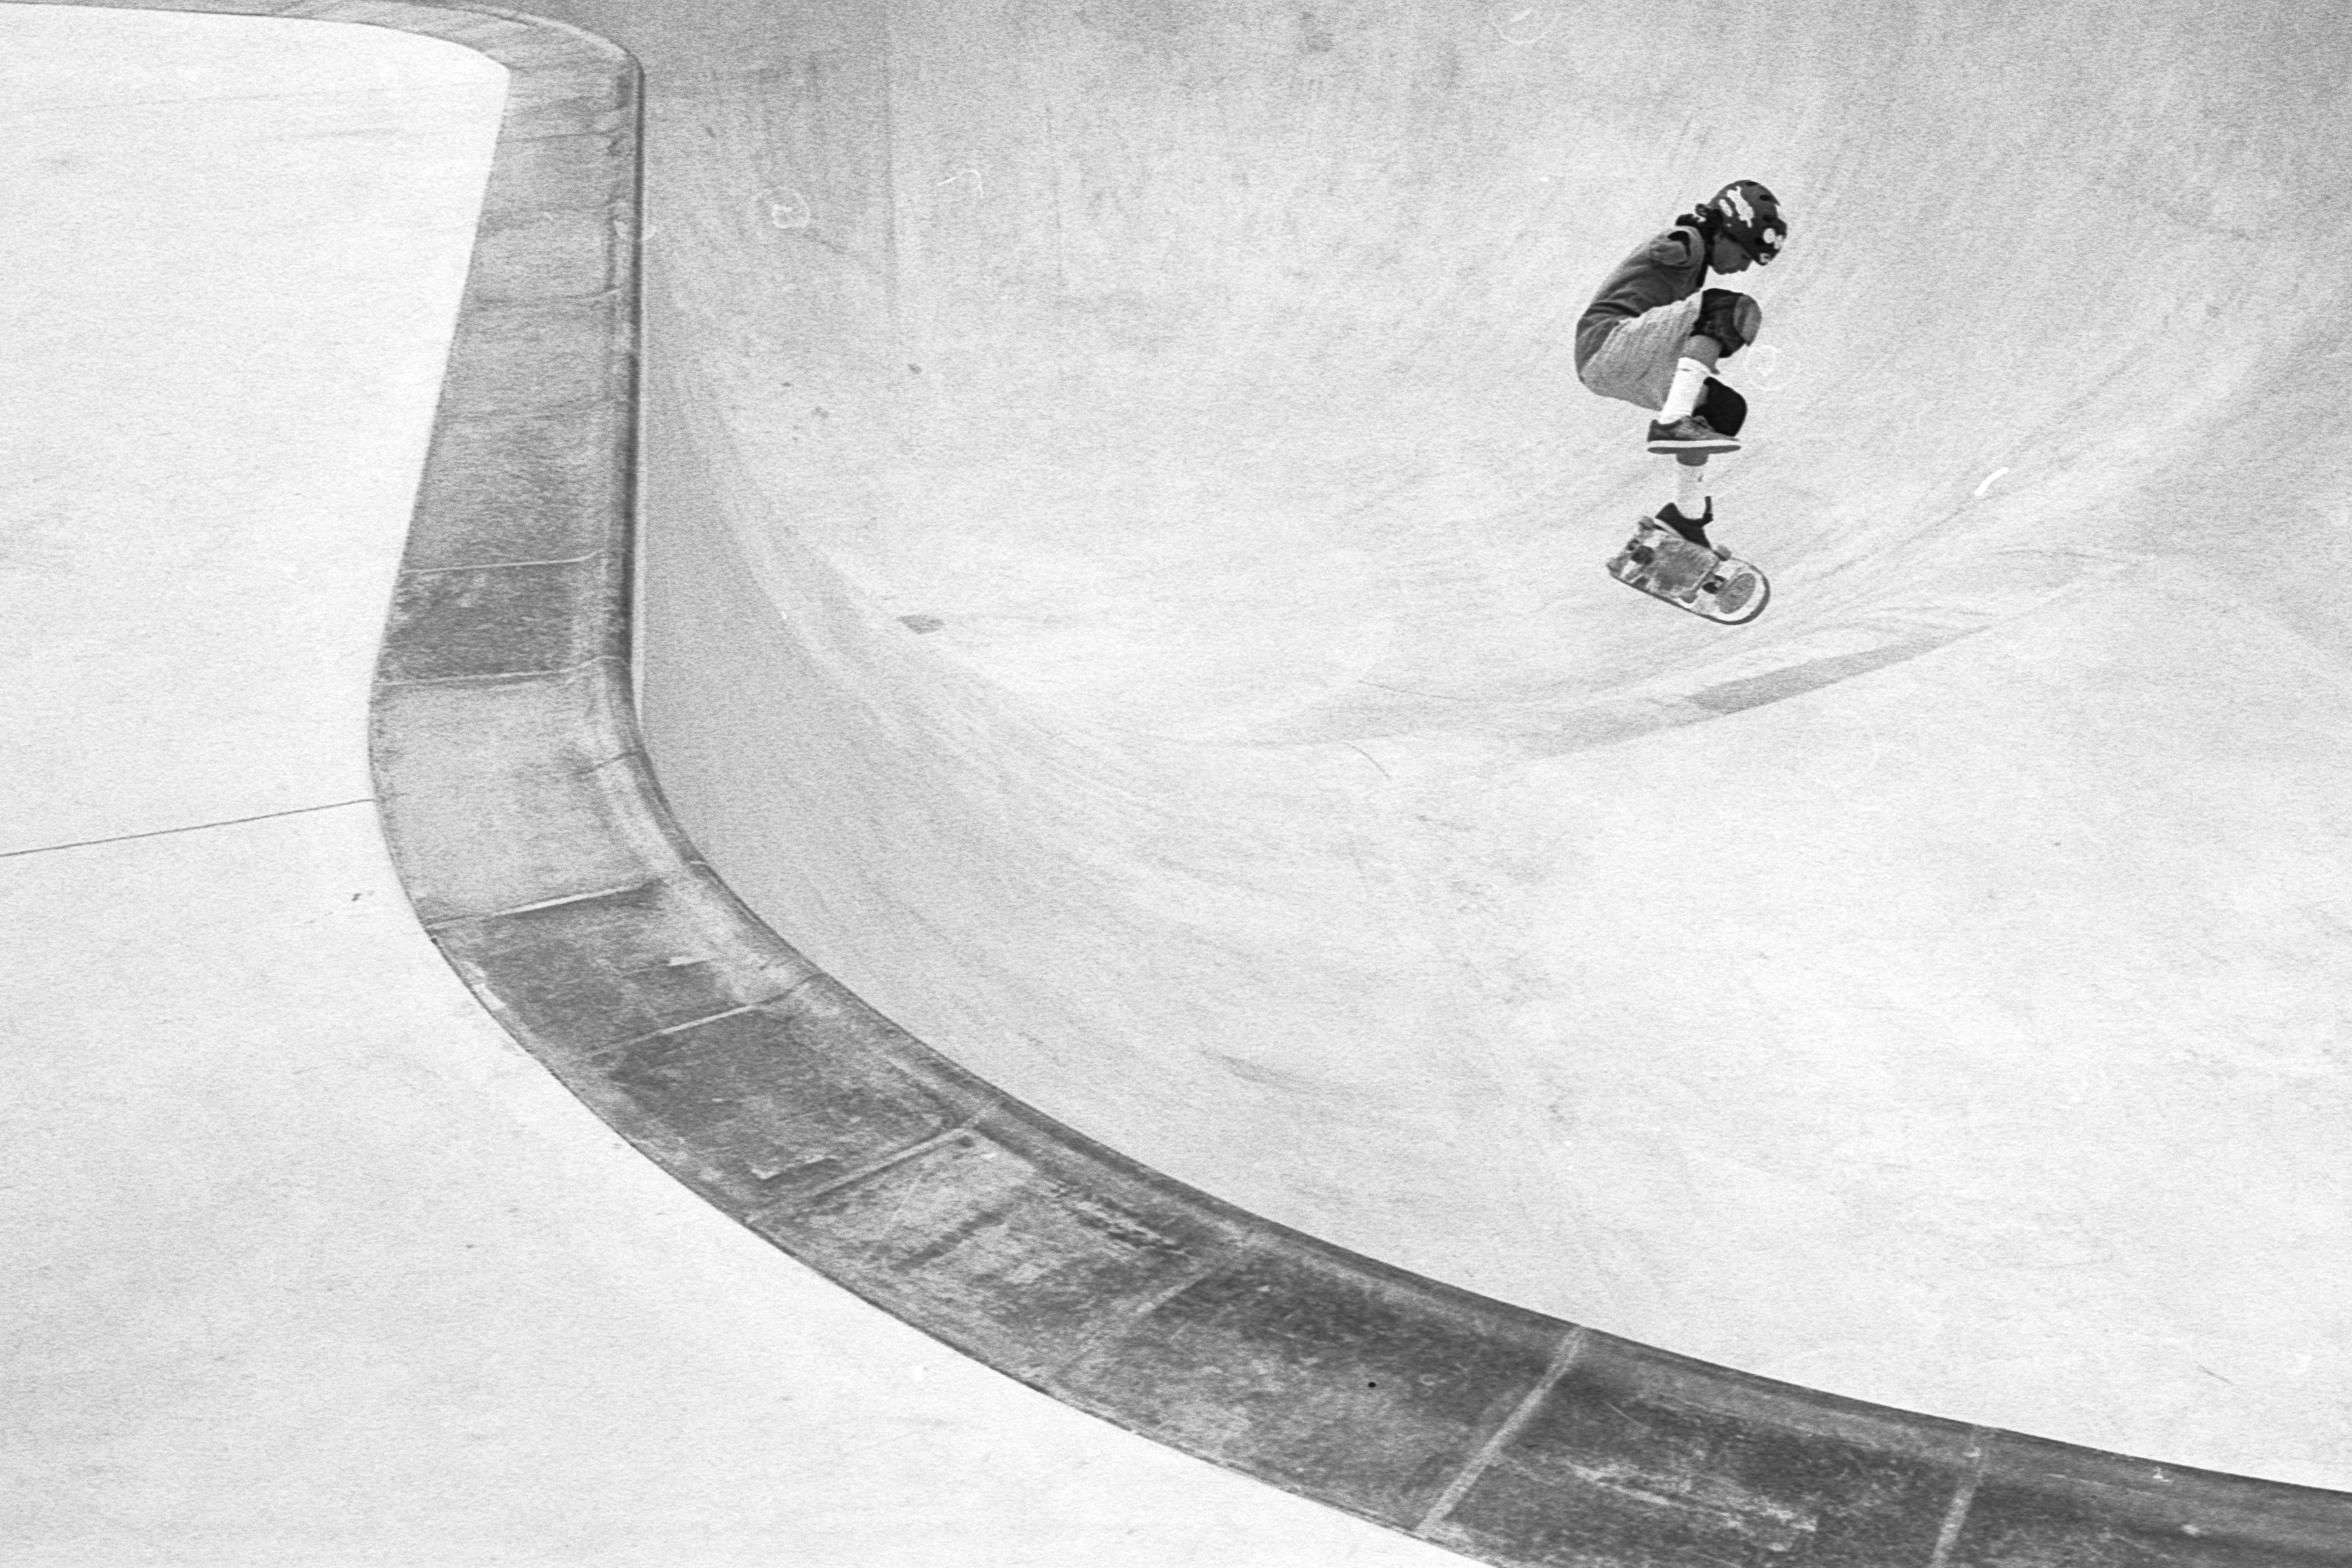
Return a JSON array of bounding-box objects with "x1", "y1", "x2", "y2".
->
[{"x1": 1578, "y1": 224, "x2": 1708, "y2": 331}]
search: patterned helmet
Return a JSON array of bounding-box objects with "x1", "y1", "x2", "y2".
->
[{"x1": 1707, "y1": 180, "x2": 1786, "y2": 265}]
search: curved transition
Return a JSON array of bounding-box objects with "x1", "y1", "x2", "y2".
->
[{"x1": 76, "y1": 0, "x2": 2338, "y2": 1560}]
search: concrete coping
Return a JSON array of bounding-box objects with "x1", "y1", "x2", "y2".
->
[{"x1": 50, "y1": 0, "x2": 2352, "y2": 1561}]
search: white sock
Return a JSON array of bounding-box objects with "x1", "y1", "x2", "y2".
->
[
  {"x1": 1675, "y1": 462, "x2": 1709, "y2": 520},
  {"x1": 1658, "y1": 356, "x2": 1711, "y2": 422}
]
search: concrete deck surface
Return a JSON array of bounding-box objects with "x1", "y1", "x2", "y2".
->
[{"x1": 0, "y1": 7, "x2": 1458, "y2": 1563}]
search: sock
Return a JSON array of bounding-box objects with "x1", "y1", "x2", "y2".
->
[
  {"x1": 1675, "y1": 462, "x2": 1709, "y2": 521},
  {"x1": 1658, "y1": 356, "x2": 1711, "y2": 422}
]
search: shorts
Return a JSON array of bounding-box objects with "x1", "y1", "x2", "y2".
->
[{"x1": 1575, "y1": 292, "x2": 1705, "y2": 411}]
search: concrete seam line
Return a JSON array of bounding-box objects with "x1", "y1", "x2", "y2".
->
[
  {"x1": 1927, "y1": 1436, "x2": 1988, "y2": 1568},
  {"x1": 398, "y1": 550, "x2": 607, "y2": 573},
  {"x1": 1033, "y1": 1250, "x2": 1247, "y2": 1385},
  {"x1": 749, "y1": 1109, "x2": 997, "y2": 1210},
  {"x1": 0, "y1": 798, "x2": 378, "y2": 860},
  {"x1": 1412, "y1": 1325, "x2": 1591, "y2": 1539},
  {"x1": 418, "y1": 878, "x2": 659, "y2": 925}
]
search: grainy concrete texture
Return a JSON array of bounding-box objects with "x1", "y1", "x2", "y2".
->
[
  {"x1": 11, "y1": 1, "x2": 2352, "y2": 1565},
  {"x1": 382, "y1": 0, "x2": 2352, "y2": 1561},
  {"x1": 0, "y1": 6, "x2": 1454, "y2": 1565}
]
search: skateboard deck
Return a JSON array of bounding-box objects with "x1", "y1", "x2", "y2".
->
[{"x1": 1606, "y1": 519, "x2": 1770, "y2": 624}]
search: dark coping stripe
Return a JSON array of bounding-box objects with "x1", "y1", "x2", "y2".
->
[{"x1": 37, "y1": 1, "x2": 2351, "y2": 1561}]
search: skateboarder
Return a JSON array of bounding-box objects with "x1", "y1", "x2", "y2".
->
[{"x1": 1575, "y1": 179, "x2": 1786, "y2": 552}]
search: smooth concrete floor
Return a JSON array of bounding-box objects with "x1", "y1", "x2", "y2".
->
[{"x1": 0, "y1": 8, "x2": 1461, "y2": 1564}]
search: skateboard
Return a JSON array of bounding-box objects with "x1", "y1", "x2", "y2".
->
[{"x1": 1605, "y1": 517, "x2": 1770, "y2": 624}]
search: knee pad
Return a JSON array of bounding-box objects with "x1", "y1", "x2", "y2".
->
[
  {"x1": 1696, "y1": 377, "x2": 1748, "y2": 437},
  {"x1": 1696, "y1": 287, "x2": 1763, "y2": 357}
]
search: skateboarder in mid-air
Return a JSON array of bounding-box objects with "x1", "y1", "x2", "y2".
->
[{"x1": 1576, "y1": 179, "x2": 1786, "y2": 555}]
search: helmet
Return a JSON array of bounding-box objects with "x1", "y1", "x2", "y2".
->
[{"x1": 1706, "y1": 180, "x2": 1786, "y2": 265}]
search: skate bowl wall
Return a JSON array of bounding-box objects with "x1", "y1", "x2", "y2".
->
[
  {"x1": 623, "y1": 0, "x2": 2352, "y2": 1496},
  {"x1": 46, "y1": 0, "x2": 2342, "y2": 1559}
]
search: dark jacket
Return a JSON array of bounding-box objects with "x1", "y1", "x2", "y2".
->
[{"x1": 1574, "y1": 223, "x2": 1707, "y2": 373}]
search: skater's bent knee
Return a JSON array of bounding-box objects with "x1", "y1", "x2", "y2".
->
[
  {"x1": 1695, "y1": 376, "x2": 1748, "y2": 437},
  {"x1": 1696, "y1": 288, "x2": 1762, "y2": 358}
]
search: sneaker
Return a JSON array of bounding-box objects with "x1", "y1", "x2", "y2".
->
[
  {"x1": 1645, "y1": 415, "x2": 1740, "y2": 455},
  {"x1": 1651, "y1": 501, "x2": 1715, "y2": 552}
]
